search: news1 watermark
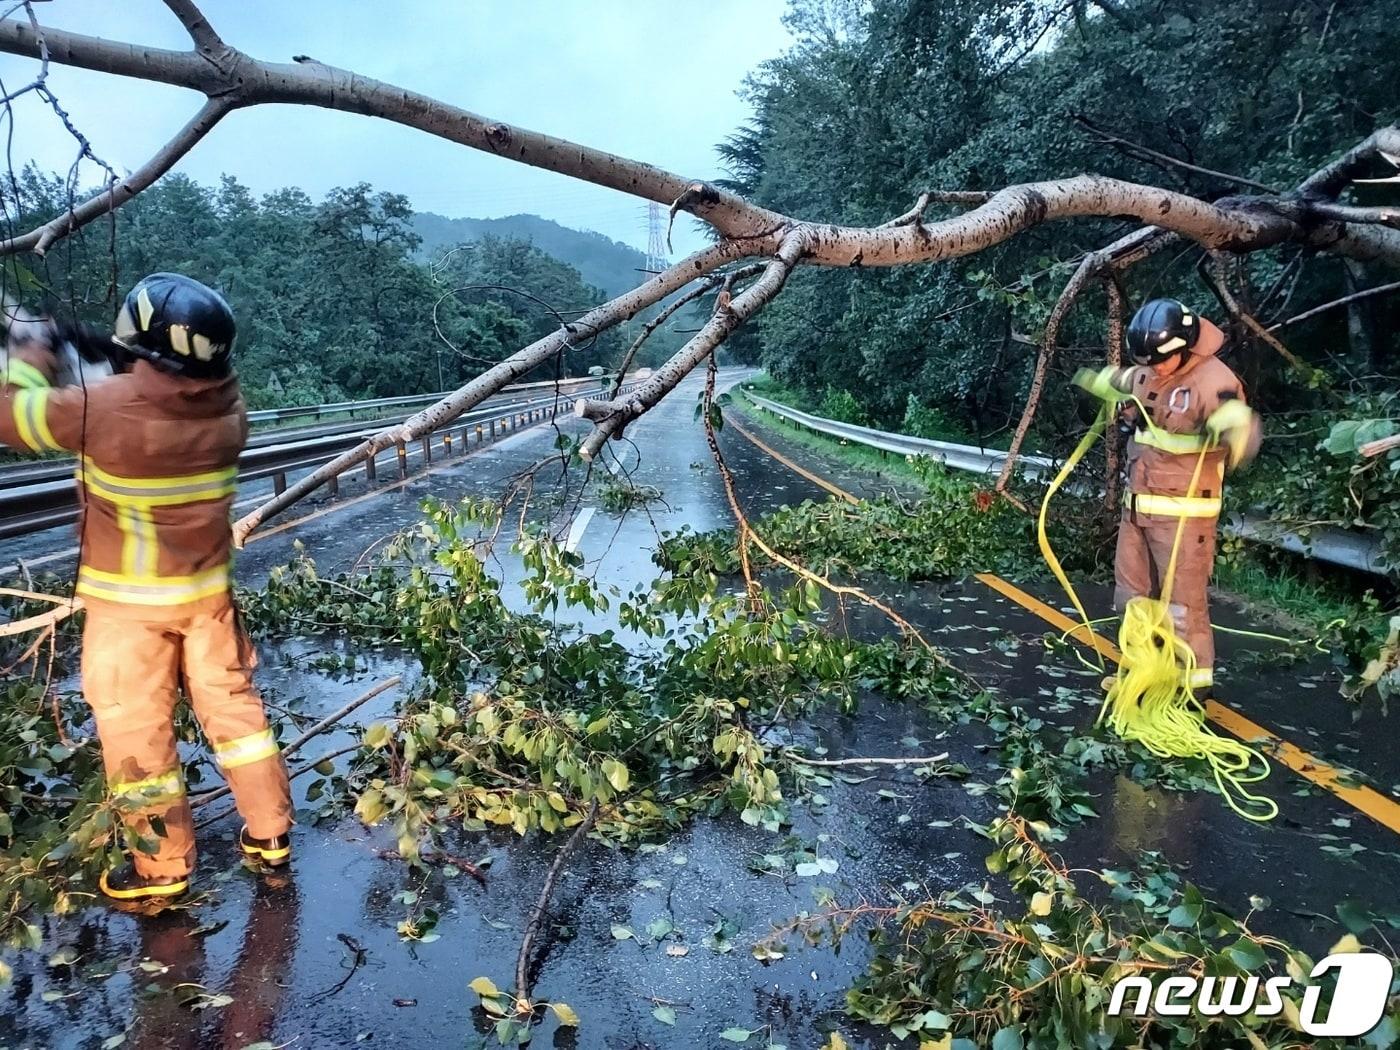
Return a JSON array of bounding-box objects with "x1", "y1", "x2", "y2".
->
[{"x1": 1107, "y1": 951, "x2": 1394, "y2": 1037}]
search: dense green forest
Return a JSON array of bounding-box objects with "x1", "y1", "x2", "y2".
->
[
  {"x1": 409, "y1": 212, "x2": 654, "y2": 300},
  {"x1": 5, "y1": 171, "x2": 686, "y2": 408},
  {"x1": 721, "y1": 0, "x2": 1400, "y2": 447}
]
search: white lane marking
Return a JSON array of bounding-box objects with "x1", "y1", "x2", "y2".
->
[{"x1": 564, "y1": 507, "x2": 595, "y2": 553}]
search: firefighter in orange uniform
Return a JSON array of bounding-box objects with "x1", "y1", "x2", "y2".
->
[
  {"x1": 0, "y1": 274, "x2": 293, "y2": 900},
  {"x1": 1075, "y1": 299, "x2": 1262, "y2": 693}
]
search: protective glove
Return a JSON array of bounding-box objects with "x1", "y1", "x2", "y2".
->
[
  {"x1": 1072, "y1": 365, "x2": 1129, "y2": 404},
  {"x1": 1204, "y1": 398, "x2": 1258, "y2": 469}
]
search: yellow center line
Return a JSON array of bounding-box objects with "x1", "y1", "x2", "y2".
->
[{"x1": 728, "y1": 411, "x2": 1400, "y2": 836}]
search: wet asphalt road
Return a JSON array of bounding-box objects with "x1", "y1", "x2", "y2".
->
[{"x1": 2, "y1": 368, "x2": 1398, "y2": 1049}]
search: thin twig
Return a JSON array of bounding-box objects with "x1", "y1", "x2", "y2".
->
[
  {"x1": 515, "y1": 798, "x2": 599, "y2": 1005},
  {"x1": 1072, "y1": 114, "x2": 1277, "y2": 194},
  {"x1": 785, "y1": 750, "x2": 950, "y2": 767},
  {"x1": 306, "y1": 933, "x2": 367, "y2": 1005},
  {"x1": 1269, "y1": 279, "x2": 1400, "y2": 331},
  {"x1": 186, "y1": 677, "x2": 400, "y2": 810}
]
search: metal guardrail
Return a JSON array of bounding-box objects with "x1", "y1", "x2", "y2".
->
[
  {"x1": 745, "y1": 392, "x2": 1389, "y2": 577},
  {"x1": 244, "y1": 374, "x2": 603, "y2": 425},
  {"x1": 0, "y1": 381, "x2": 636, "y2": 541}
]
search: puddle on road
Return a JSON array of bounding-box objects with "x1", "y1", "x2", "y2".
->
[{"x1": 0, "y1": 632, "x2": 992, "y2": 1050}]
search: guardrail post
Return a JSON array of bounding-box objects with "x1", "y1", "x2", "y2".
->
[
  {"x1": 273, "y1": 471, "x2": 287, "y2": 496},
  {"x1": 328, "y1": 474, "x2": 339, "y2": 497},
  {"x1": 365, "y1": 456, "x2": 376, "y2": 483},
  {"x1": 421, "y1": 435, "x2": 432, "y2": 465},
  {"x1": 443, "y1": 432, "x2": 453, "y2": 454},
  {"x1": 490, "y1": 420, "x2": 497, "y2": 439},
  {"x1": 396, "y1": 443, "x2": 408, "y2": 479},
  {"x1": 476, "y1": 423, "x2": 484, "y2": 444}
]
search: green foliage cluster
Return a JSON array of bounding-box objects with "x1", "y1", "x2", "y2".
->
[
  {"x1": 6, "y1": 172, "x2": 625, "y2": 407},
  {"x1": 241, "y1": 496, "x2": 971, "y2": 859},
  {"x1": 778, "y1": 815, "x2": 1397, "y2": 1050},
  {"x1": 722, "y1": 0, "x2": 1400, "y2": 468},
  {"x1": 658, "y1": 461, "x2": 1101, "y2": 584}
]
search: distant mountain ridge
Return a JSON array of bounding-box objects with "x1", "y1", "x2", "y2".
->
[{"x1": 409, "y1": 212, "x2": 652, "y2": 299}]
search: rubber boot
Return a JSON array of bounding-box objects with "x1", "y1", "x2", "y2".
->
[
  {"x1": 100, "y1": 861, "x2": 189, "y2": 902},
  {"x1": 240, "y1": 825, "x2": 291, "y2": 868}
]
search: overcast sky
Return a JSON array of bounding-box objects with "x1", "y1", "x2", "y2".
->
[{"x1": 2, "y1": 1, "x2": 792, "y2": 257}]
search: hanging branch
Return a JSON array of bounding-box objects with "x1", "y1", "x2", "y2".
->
[
  {"x1": 1269, "y1": 278, "x2": 1400, "y2": 331},
  {"x1": 3, "y1": 96, "x2": 238, "y2": 255},
  {"x1": 1102, "y1": 274, "x2": 1126, "y2": 513},
  {"x1": 232, "y1": 239, "x2": 761, "y2": 542},
  {"x1": 576, "y1": 231, "x2": 810, "y2": 460},
  {"x1": 609, "y1": 263, "x2": 764, "y2": 390},
  {"x1": 994, "y1": 227, "x2": 1172, "y2": 493},
  {"x1": 1202, "y1": 253, "x2": 1313, "y2": 376},
  {"x1": 1071, "y1": 114, "x2": 1278, "y2": 194}
]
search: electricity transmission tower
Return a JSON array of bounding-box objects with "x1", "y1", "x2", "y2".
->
[{"x1": 645, "y1": 202, "x2": 669, "y2": 272}]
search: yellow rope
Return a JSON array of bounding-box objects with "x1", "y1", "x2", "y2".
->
[{"x1": 1035, "y1": 406, "x2": 1278, "y2": 822}]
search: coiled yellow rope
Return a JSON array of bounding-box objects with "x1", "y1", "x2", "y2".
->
[{"x1": 1036, "y1": 405, "x2": 1277, "y2": 822}]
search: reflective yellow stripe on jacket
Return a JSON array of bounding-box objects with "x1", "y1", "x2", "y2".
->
[
  {"x1": 10, "y1": 388, "x2": 62, "y2": 452},
  {"x1": 1, "y1": 359, "x2": 52, "y2": 390},
  {"x1": 1126, "y1": 492, "x2": 1223, "y2": 519},
  {"x1": 79, "y1": 457, "x2": 238, "y2": 509},
  {"x1": 1133, "y1": 428, "x2": 1211, "y2": 454},
  {"x1": 76, "y1": 563, "x2": 232, "y2": 606}
]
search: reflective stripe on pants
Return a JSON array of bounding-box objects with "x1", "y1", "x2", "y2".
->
[{"x1": 82, "y1": 596, "x2": 292, "y2": 878}]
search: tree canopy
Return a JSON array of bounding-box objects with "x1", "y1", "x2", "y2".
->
[
  {"x1": 724, "y1": 0, "x2": 1400, "y2": 443},
  {"x1": 6, "y1": 171, "x2": 634, "y2": 407}
]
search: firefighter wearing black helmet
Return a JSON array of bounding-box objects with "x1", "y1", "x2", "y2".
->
[
  {"x1": 0, "y1": 273, "x2": 293, "y2": 902},
  {"x1": 1074, "y1": 298, "x2": 1262, "y2": 693}
]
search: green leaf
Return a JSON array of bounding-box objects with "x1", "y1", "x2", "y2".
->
[
  {"x1": 611, "y1": 924, "x2": 634, "y2": 940},
  {"x1": 1337, "y1": 899, "x2": 1375, "y2": 935},
  {"x1": 469, "y1": 976, "x2": 501, "y2": 998},
  {"x1": 720, "y1": 1029, "x2": 752, "y2": 1043},
  {"x1": 991, "y1": 1027, "x2": 1024, "y2": 1050},
  {"x1": 653, "y1": 1005, "x2": 677, "y2": 1026},
  {"x1": 1167, "y1": 902, "x2": 1203, "y2": 928},
  {"x1": 1225, "y1": 937, "x2": 1268, "y2": 971}
]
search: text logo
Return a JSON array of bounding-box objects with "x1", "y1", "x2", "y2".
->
[{"x1": 1106, "y1": 952, "x2": 1393, "y2": 1037}]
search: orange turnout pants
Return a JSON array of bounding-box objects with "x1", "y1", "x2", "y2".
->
[
  {"x1": 1113, "y1": 507, "x2": 1218, "y2": 690},
  {"x1": 81, "y1": 595, "x2": 293, "y2": 878}
]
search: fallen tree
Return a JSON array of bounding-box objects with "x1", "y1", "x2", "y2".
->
[{"x1": 1, "y1": 1, "x2": 1398, "y2": 539}]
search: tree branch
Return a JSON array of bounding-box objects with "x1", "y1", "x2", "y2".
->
[
  {"x1": 161, "y1": 0, "x2": 224, "y2": 55},
  {"x1": 877, "y1": 190, "x2": 993, "y2": 228},
  {"x1": 609, "y1": 264, "x2": 764, "y2": 389},
  {"x1": 1072, "y1": 114, "x2": 1278, "y2": 194},
  {"x1": 1269, "y1": 278, "x2": 1400, "y2": 331},
  {"x1": 232, "y1": 240, "x2": 760, "y2": 542},
  {"x1": 1202, "y1": 253, "x2": 1312, "y2": 377},
  {"x1": 3, "y1": 18, "x2": 1399, "y2": 268},
  {"x1": 1, "y1": 95, "x2": 236, "y2": 255},
  {"x1": 1297, "y1": 125, "x2": 1400, "y2": 199},
  {"x1": 994, "y1": 227, "x2": 1169, "y2": 492},
  {"x1": 577, "y1": 232, "x2": 810, "y2": 460}
]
